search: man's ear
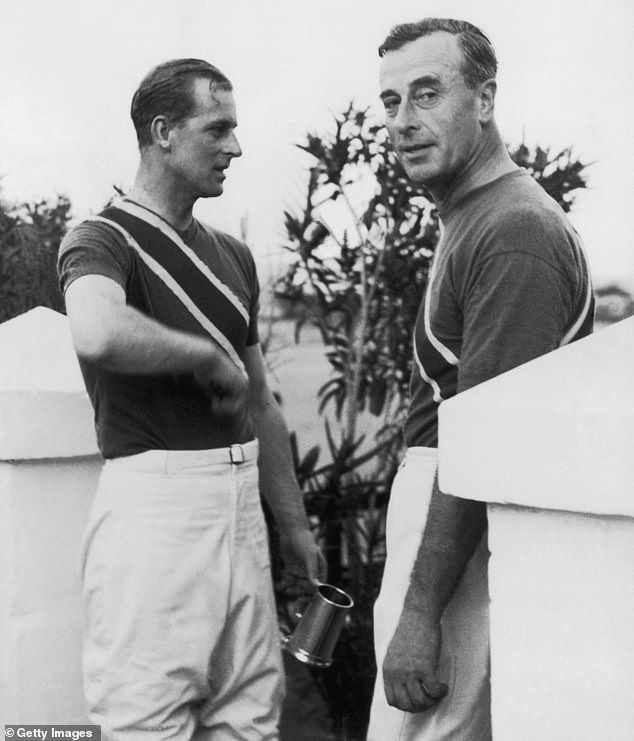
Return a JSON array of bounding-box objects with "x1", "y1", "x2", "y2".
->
[
  {"x1": 149, "y1": 115, "x2": 172, "y2": 150},
  {"x1": 478, "y1": 79, "x2": 497, "y2": 124}
]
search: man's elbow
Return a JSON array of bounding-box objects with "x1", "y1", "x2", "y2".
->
[
  {"x1": 249, "y1": 386, "x2": 283, "y2": 422},
  {"x1": 69, "y1": 319, "x2": 118, "y2": 366},
  {"x1": 64, "y1": 277, "x2": 127, "y2": 366}
]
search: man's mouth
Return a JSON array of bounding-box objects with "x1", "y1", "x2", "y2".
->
[{"x1": 400, "y1": 143, "x2": 433, "y2": 155}]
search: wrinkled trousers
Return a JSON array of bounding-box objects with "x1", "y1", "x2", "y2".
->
[
  {"x1": 367, "y1": 447, "x2": 492, "y2": 741},
  {"x1": 79, "y1": 441, "x2": 284, "y2": 740}
]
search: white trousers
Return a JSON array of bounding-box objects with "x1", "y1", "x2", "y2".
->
[
  {"x1": 367, "y1": 447, "x2": 492, "y2": 741},
  {"x1": 78, "y1": 441, "x2": 284, "y2": 741}
]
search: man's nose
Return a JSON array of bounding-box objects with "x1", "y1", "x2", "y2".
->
[
  {"x1": 226, "y1": 131, "x2": 242, "y2": 158},
  {"x1": 393, "y1": 100, "x2": 420, "y2": 134}
]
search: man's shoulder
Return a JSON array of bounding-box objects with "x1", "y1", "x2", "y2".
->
[
  {"x1": 474, "y1": 170, "x2": 559, "y2": 218},
  {"x1": 196, "y1": 222, "x2": 254, "y2": 261},
  {"x1": 496, "y1": 187, "x2": 574, "y2": 250},
  {"x1": 444, "y1": 171, "x2": 583, "y2": 282},
  {"x1": 470, "y1": 171, "x2": 575, "y2": 251},
  {"x1": 197, "y1": 221, "x2": 246, "y2": 246},
  {"x1": 505, "y1": 173, "x2": 561, "y2": 214},
  {"x1": 57, "y1": 213, "x2": 132, "y2": 292},
  {"x1": 59, "y1": 215, "x2": 127, "y2": 256}
]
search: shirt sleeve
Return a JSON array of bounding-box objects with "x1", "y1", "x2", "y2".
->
[
  {"x1": 57, "y1": 220, "x2": 132, "y2": 294},
  {"x1": 457, "y1": 248, "x2": 574, "y2": 394}
]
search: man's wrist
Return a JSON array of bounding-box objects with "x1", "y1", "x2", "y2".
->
[
  {"x1": 402, "y1": 586, "x2": 443, "y2": 623},
  {"x1": 278, "y1": 516, "x2": 312, "y2": 539},
  {"x1": 262, "y1": 481, "x2": 310, "y2": 532}
]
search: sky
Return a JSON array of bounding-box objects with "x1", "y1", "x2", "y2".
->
[{"x1": 1, "y1": 0, "x2": 633, "y2": 291}]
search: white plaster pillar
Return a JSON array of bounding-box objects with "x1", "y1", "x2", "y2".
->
[
  {"x1": 0, "y1": 308, "x2": 101, "y2": 725},
  {"x1": 439, "y1": 317, "x2": 634, "y2": 741}
]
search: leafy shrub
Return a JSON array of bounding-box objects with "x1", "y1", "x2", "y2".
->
[{"x1": 0, "y1": 193, "x2": 71, "y2": 323}]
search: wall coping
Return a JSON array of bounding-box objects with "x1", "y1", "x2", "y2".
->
[
  {"x1": 438, "y1": 317, "x2": 634, "y2": 519},
  {"x1": 0, "y1": 308, "x2": 99, "y2": 460}
]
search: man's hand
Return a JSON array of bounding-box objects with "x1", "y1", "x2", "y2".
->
[
  {"x1": 279, "y1": 527, "x2": 327, "y2": 588},
  {"x1": 193, "y1": 352, "x2": 249, "y2": 417},
  {"x1": 383, "y1": 608, "x2": 449, "y2": 713}
]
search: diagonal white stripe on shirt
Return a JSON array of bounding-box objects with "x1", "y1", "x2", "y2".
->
[
  {"x1": 116, "y1": 198, "x2": 249, "y2": 323},
  {"x1": 89, "y1": 215, "x2": 247, "y2": 376}
]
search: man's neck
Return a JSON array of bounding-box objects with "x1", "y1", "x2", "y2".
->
[
  {"x1": 431, "y1": 126, "x2": 518, "y2": 212},
  {"x1": 128, "y1": 167, "x2": 195, "y2": 232}
]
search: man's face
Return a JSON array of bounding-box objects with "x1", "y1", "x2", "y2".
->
[
  {"x1": 167, "y1": 78, "x2": 242, "y2": 199},
  {"x1": 379, "y1": 32, "x2": 483, "y2": 193}
]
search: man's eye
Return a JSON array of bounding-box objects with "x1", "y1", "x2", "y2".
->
[
  {"x1": 414, "y1": 90, "x2": 437, "y2": 105},
  {"x1": 207, "y1": 125, "x2": 230, "y2": 135},
  {"x1": 383, "y1": 99, "x2": 399, "y2": 115}
]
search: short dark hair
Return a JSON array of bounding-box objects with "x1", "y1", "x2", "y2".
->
[
  {"x1": 131, "y1": 58, "x2": 232, "y2": 147},
  {"x1": 378, "y1": 18, "x2": 497, "y2": 89}
]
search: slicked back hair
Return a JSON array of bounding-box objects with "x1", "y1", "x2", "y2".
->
[
  {"x1": 131, "y1": 58, "x2": 232, "y2": 148},
  {"x1": 378, "y1": 18, "x2": 497, "y2": 89}
]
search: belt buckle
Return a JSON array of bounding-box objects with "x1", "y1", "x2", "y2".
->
[{"x1": 230, "y1": 444, "x2": 245, "y2": 464}]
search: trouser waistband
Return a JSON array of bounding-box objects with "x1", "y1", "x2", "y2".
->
[
  {"x1": 105, "y1": 439, "x2": 259, "y2": 472},
  {"x1": 403, "y1": 445, "x2": 438, "y2": 462}
]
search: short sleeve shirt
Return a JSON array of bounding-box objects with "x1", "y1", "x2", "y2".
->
[
  {"x1": 58, "y1": 202, "x2": 260, "y2": 458},
  {"x1": 405, "y1": 170, "x2": 595, "y2": 447}
]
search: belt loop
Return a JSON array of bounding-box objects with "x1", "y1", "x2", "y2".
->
[{"x1": 230, "y1": 444, "x2": 245, "y2": 464}]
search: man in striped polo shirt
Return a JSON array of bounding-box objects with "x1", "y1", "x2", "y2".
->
[
  {"x1": 58, "y1": 59, "x2": 325, "y2": 740},
  {"x1": 368, "y1": 19, "x2": 594, "y2": 741}
]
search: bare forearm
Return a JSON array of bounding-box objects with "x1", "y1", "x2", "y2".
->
[
  {"x1": 404, "y1": 475, "x2": 487, "y2": 621},
  {"x1": 381, "y1": 477, "x2": 485, "y2": 711},
  {"x1": 75, "y1": 302, "x2": 221, "y2": 376},
  {"x1": 250, "y1": 394, "x2": 310, "y2": 534},
  {"x1": 243, "y1": 345, "x2": 325, "y2": 584},
  {"x1": 64, "y1": 274, "x2": 228, "y2": 376}
]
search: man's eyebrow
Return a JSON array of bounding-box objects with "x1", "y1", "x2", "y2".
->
[
  {"x1": 204, "y1": 118, "x2": 236, "y2": 129},
  {"x1": 379, "y1": 88, "x2": 399, "y2": 102},
  {"x1": 409, "y1": 74, "x2": 442, "y2": 89},
  {"x1": 380, "y1": 74, "x2": 442, "y2": 101}
]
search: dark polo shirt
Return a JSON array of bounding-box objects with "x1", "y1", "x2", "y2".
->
[{"x1": 58, "y1": 200, "x2": 260, "y2": 458}]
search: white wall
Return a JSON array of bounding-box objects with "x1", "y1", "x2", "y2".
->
[
  {"x1": 439, "y1": 317, "x2": 634, "y2": 740},
  {"x1": 0, "y1": 308, "x2": 101, "y2": 724}
]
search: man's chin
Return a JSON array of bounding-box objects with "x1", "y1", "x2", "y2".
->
[
  {"x1": 200, "y1": 185, "x2": 224, "y2": 199},
  {"x1": 401, "y1": 162, "x2": 435, "y2": 186}
]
